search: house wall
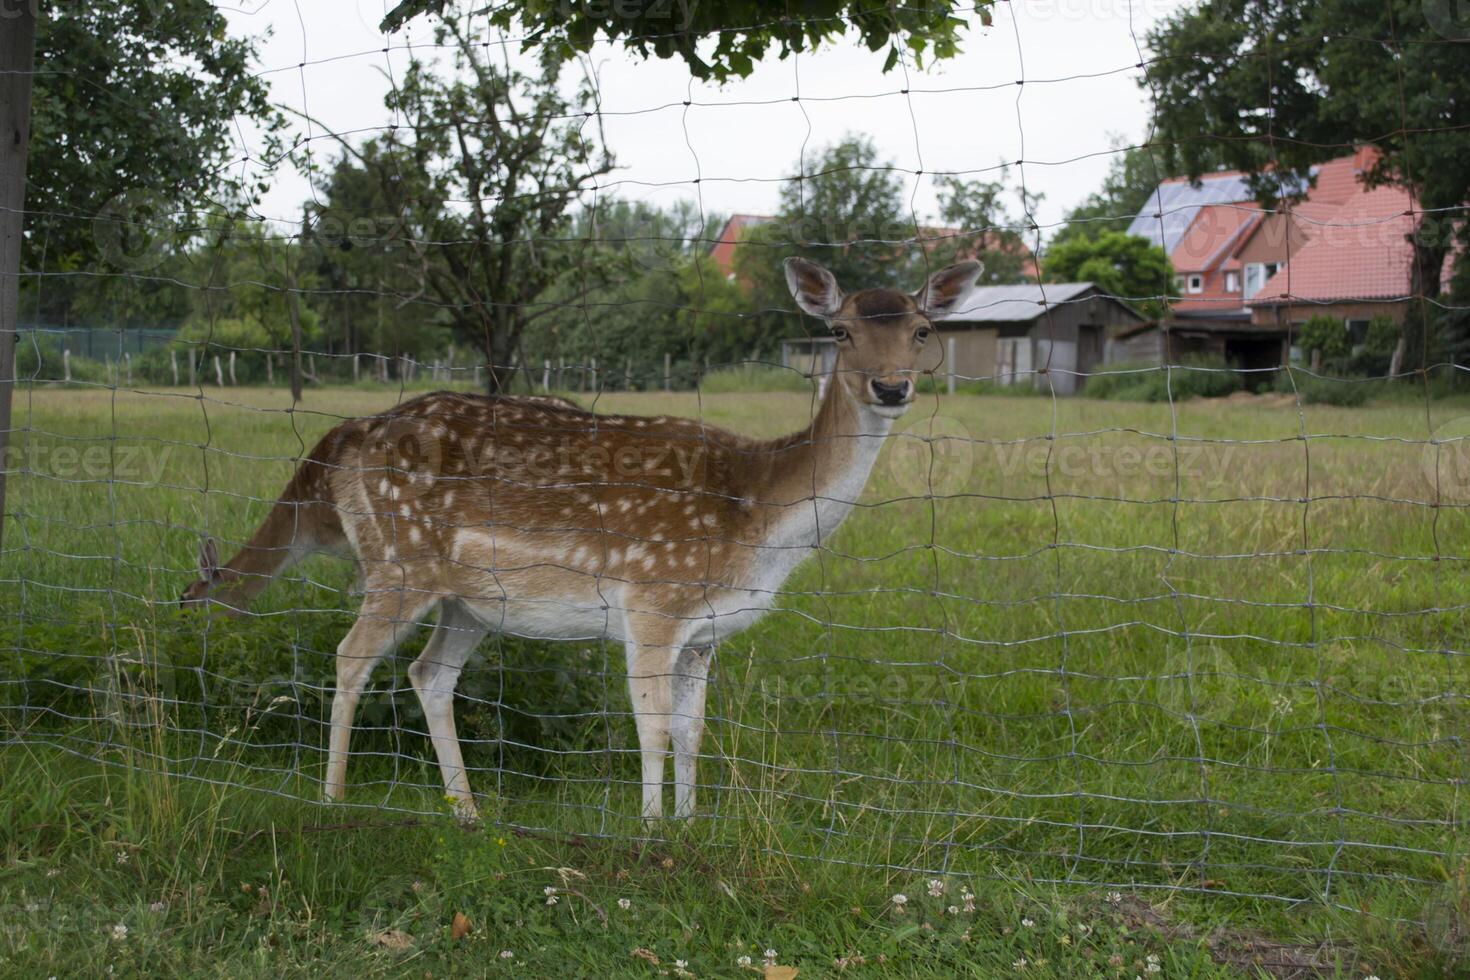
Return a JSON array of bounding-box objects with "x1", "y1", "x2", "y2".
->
[
  {"x1": 1250, "y1": 300, "x2": 1411, "y2": 328},
  {"x1": 1107, "y1": 328, "x2": 1165, "y2": 364},
  {"x1": 939, "y1": 327, "x2": 998, "y2": 383},
  {"x1": 1237, "y1": 213, "x2": 1308, "y2": 265}
]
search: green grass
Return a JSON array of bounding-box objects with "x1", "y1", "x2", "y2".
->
[{"x1": 2, "y1": 383, "x2": 1467, "y2": 976}]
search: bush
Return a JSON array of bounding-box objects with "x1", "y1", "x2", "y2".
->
[
  {"x1": 14, "y1": 340, "x2": 107, "y2": 384},
  {"x1": 696, "y1": 364, "x2": 814, "y2": 393},
  {"x1": 1296, "y1": 314, "x2": 1352, "y2": 371},
  {"x1": 1083, "y1": 356, "x2": 1243, "y2": 401},
  {"x1": 1272, "y1": 370, "x2": 1374, "y2": 406}
]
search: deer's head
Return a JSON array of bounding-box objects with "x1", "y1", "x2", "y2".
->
[
  {"x1": 178, "y1": 537, "x2": 226, "y2": 611},
  {"x1": 785, "y1": 257, "x2": 982, "y2": 419}
]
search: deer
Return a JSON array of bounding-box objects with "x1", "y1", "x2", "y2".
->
[{"x1": 180, "y1": 257, "x2": 981, "y2": 821}]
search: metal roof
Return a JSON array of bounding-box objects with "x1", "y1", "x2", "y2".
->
[
  {"x1": 1126, "y1": 173, "x2": 1256, "y2": 254},
  {"x1": 1126, "y1": 170, "x2": 1313, "y2": 255},
  {"x1": 938, "y1": 282, "x2": 1101, "y2": 323}
]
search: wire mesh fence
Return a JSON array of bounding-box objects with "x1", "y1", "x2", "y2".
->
[{"x1": 1, "y1": 0, "x2": 1467, "y2": 937}]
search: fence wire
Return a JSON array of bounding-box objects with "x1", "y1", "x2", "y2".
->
[{"x1": 1, "y1": 1, "x2": 1467, "y2": 930}]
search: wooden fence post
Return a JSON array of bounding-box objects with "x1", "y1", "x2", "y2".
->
[
  {"x1": 947, "y1": 337, "x2": 957, "y2": 396},
  {"x1": 63, "y1": 350, "x2": 71, "y2": 382},
  {"x1": 228, "y1": 350, "x2": 236, "y2": 385},
  {"x1": 0, "y1": 2, "x2": 35, "y2": 552},
  {"x1": 213, "y1": 355, "x2": 224, "y2": 387},
  {"x1": 170, "y1": 349, "x2": 179, "y2": 386},
  {"x1": 664, "y1": 352, "x2": 671, "y2": 391}
]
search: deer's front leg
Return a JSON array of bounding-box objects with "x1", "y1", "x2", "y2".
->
[
  {"x1": 626, "y1": 636, "x2": 677, "y2": 820},
  {"x1": 670, "y1": 646, "x2": 712, "y2": 820}
]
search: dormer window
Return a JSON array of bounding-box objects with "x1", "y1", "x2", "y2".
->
[
  {"x1": 1225, "y1": 271, "x2": 1240, "y2": 293},
  {"x1": 1186, "y1": 274, "x2": 1203, "y2": 294}
]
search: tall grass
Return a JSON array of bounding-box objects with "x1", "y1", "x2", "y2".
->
[{"x1": 1, "y1": 384, "x2": 1467, "y2": 975}]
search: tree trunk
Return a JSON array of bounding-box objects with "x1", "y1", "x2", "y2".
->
[{"x1": 1399, "y1": 233, "x2": 1449, "y2": 375}]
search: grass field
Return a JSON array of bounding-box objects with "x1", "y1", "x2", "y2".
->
[{"x1": 1, "y1": 379, "x2": 1467, "y2": 977}]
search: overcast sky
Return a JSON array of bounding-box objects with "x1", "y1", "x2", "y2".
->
[{"x1": 223, "y1": 0, "x2": 1191, "y2": 239}]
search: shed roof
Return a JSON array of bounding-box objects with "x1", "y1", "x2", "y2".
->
[{"x1": 939, "y1": 282, "x2": 1145, "y2": 324}]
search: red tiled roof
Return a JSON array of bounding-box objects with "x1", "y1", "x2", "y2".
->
[
  {"x1": 1169, "y1": 203, "x2": 1261, "y2": 273},
  {"x1": 1251, "y1": 184, "x2": 1418, "y2": 304}
]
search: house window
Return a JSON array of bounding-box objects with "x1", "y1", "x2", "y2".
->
[
  {"x1": 1173, "y1": 275, "x2": 1185, "y2": 293},
  {"x1": 1244, "y1": 262, "x2": 1281, "y2": 300},
  {"x1": 1186, "y1": 274, "x2": 1203, "y2": 294},
  {"x1": 1225, "y1": 271, "x2": 1240, "y2": 293},
  {"x1": 996, "y1": 337, "x2": 1032, "y2": 385},
  {"x1": 1346, "y1": 318, "x2": 1371, "y2": 353}
]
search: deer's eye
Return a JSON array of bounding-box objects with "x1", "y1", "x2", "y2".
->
[
  {"x1": 915, "y1": 327, "x2": 932, "y2": 344},
  {"x1": 832, "y1": 325, "x2": 850, "y2": 342}
]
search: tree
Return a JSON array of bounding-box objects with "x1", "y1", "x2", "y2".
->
[
  {"x1": 1052, "y1": 138, "x2": 1233, "y2": 247},
  {"x1": 931, "y1": 171, "x2": 1033, "y2": 284},
  {"x1": 305, "y1": 144, "x2": 453, "y2": 367},
  {"x1": 733, "y1": 134, "x2": 913, "y2": 325},
  {"x1": 1143, "y1": 1, "x2": 1470, "y2": 320},
  {"x1": 379, "y1": 1, "x2": 991, "y2": 83},
  {"x1": 1043, "y1": 231, "x2": 1174, "y2": 320},
  {"x1": 26, "y1": 2, "x2": 280, "y2": 302},
  {"x1": 307, "y1": 7, "x2": 614, "y2": 392}
]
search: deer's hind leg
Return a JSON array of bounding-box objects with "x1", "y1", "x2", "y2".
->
[
  {"x1": 670, "y1": 645, "x2": 713, "y2": 820},
  {"x1": 324, "y1": 589, "x2": 435, "y2": 803},
  {"x1": 408, "y1": 599, "x2": 487, "y2": 820}
]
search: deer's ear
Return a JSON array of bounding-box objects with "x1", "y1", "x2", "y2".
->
[
  {"x1": 199, "y1": 537, "x2": 221, "y2": 581},
  {"x1": 913, "y1": 261, "x2": 984, "y2": 319},
  {"x1": 784, "y1": 257, "x2": 844, "y2": 319}
]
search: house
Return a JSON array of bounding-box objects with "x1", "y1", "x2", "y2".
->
[
  {"x1": 1115, "y1": 147, "x2": 1451, "y2": 375},
  {"x1": 707, "y1": 214, "x2": 777, "y2": 279},
  {"x1": 781, "y1": 282, "x2": 1148, "y2": 395}
]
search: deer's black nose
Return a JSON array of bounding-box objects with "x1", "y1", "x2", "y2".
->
[{"x1": 871, "y1": 379, "x2": 910, "y2": 406}]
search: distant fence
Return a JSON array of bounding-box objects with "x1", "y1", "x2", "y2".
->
[{"x1": 18, "y1": 325, "x2": 178, "y2": 359}]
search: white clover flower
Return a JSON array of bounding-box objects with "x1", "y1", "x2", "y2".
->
[
  {"x1": 544, "y1": 886, "x2": 557, "y2": 897},
  {"x1": 617, "y1": 897, "x2": 632, "y2": 910},
  {"x1": 1012, "y1": 958, "x2": 1027, "y2": 969},
  {"x1": 736, "y1": 955, "x2": 752, "y2": 967},
  {"x1": 1021, "y1": 917, "x2": 1035, "y2": 928},
  {"x1": 545, "y1": 895, "x2": 559, "y2": 906},
  {"x1": 675, "y1": 960, "x2": 687, "y2": 969},
  {"x1": 1107, "y1": 891, "x2": 1122, "y2": 905},
  {"x1": 1145, "y1": 964, "x2": 1162, "y2": 975},
  {"x1": 499, "y1": 949, "x2": 514, "y2": 959},
  {"x1": 110, "y1": 923, "x2": 128, "y2": 941},
  {"x1": 763, "y1": 948, "x2": 778, "y2": 965},
  {"x1": 1146, "y1": 954, "x2": 1160, "y2": 964},
  {"x1": 148, "y1": 901, "x2": 166, "y2": 913},
  {"x1": 891, "y1": 893, "x2": 908, "y2": 906},
  {"x1": 947, "y1": 905, "x2": 959, "y2": 915},
  {"x1": 926, "y1": 878, "x2": 945, "y2": 897}
]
